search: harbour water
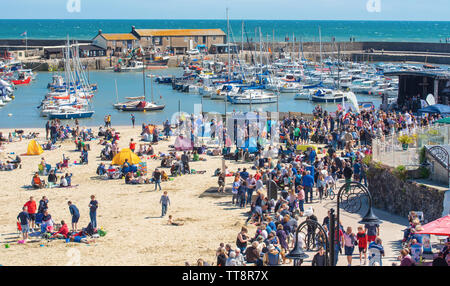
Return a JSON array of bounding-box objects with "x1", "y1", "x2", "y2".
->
[
  {"x1": 0, "y1": 68, "x2": 382, "y2": 128},
  {"x1": 1, "y1": 19, "x2": 450, "y2": 43}
]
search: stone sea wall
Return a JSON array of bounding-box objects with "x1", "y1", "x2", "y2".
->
[{"x1": 367, "y1": 163, "x2": 445, "y2": 222}]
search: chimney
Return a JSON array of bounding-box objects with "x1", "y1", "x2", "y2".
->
[
  {"x1": 98, "y1": 29, "x2": 102, "y2": 35},
  {"x1": 132, "y1": 26, "x2": 136, "y2": 32}
]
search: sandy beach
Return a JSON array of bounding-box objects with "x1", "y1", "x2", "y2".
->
[{"x1": 0, "y1": 125, "x2": 409, "y2": 266}]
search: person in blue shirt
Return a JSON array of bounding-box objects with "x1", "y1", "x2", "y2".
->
[
  {"x1": 240, "y1": 168, "x2": 249, "y2": 181},
  {"x1": 309, "y1": 148, "x2": 317, "y2": 164},
  {"x1": 305, "y1": 165, "x2": 315, "y2": 178},
  {"x1": 353, "y1": 160, "x2": 361, "y2": 181},
  {"x1": 238, "y1": 181, "x2": 248, "y2": 208},
  {"x1": 302, "y1": 171, "x2": 315, "y2": 203},
  {"x1": 17, "y1": 206, "x2": 30, "y2": 240},
  {"x1": 294, "y1": 173, "x2": 302, "y2": 190},
  {"x1": 88, "y1": 195, "x2": 98, "y2": 228},
  {"x1": 68, "y1": 201, "x2": 80, "y2": 232},
  {"x1": 65, "y1": 173, "x2": 72, "y2": 186}
]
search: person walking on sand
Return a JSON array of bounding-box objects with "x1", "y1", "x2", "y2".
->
[
  {"x1": 131, "y1": 114, "x2": 135, "y2": 128},
  {"x1": 88, "y1": 195, "x2": 98, "y2": 229},
  {"x1": 68, "y1": 201, "x2": 80, "y2": 232},
  {"x1": 153, "y1": 168, "x2": 162, "y2": 191},
  {"x1": 218, "y1": 172, "x2": 225, "y2": 193},
  {"x1": 129, "y1": 138, "x2": 136, "y2": 153},
  {"x1": 160, "y1": 191, "x2": 170, "y2": 217}
]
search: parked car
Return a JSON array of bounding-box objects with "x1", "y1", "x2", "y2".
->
[{"x1": 186, "y1": 49, "x2": 200, "y2": 55}]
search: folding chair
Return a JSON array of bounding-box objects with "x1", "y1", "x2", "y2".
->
[{"x1": 17, "y1": 222, "x2": 22, "y2": 235}]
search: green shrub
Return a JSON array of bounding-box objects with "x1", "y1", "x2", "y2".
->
[
  {"x1": 394, "y1": 165, "x2": 408, "y2": 181},
  {"x1": 362, "y1": 155, "x2": 372, "y2": 165},
  {"x1": 418, "y1": 167, "x2": 430, "y2": 179},
  {"x1": 418, "y1": 147, "x2": 426, "y2": 164}
]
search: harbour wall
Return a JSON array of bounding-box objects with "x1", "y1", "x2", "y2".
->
[
  {"x1": 367, "y1": 163, "x2": 446, "y2": 222},
  {"x1": 22, "y1": 41, "x2": 450, "y2": 71}
]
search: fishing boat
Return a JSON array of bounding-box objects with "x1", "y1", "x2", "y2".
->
[
  {"x1": 294, "y1": 90, "x2": 313, "y2": 100},
  {"x1": 116, "y1": 100, "x2": 165, "y2": 111},
  {"x1": 114, "y1": 60, "x2": 144, "y2": 72},
  {"x1": 48, "y1": 107, "x2": 95, "y2": 119},
  {"x1": 114, "y1": 64, "x2": 165, "y2": 112},
  {"x1": 227, "y1": 93, "x2": 277, "y2": 104},
  {"x1": 310, "y1": 89, "x2": 350, "y2": 103},
  {"x1": 11, "y1": 76, "x2": 31, "y2": 85},
  {"x1": 144, "y1": 54, "x2": 169, "y2": 69}
]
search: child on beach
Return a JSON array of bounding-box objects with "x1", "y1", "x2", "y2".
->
[
  {"x1": 167, "y1": 215, "x2": 184, "y2": 226},
  {"x1": 160, "y1": 191, "x2": 170, "y2": 217}
]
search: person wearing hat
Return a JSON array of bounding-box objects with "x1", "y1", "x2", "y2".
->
[{"x1": 263, "y1": 244, "x2": 281, "y2": 266}]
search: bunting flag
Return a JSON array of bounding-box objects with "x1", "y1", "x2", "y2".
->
[{"x1": 20, "y1": 31, "x2": 27, "y2": 37}]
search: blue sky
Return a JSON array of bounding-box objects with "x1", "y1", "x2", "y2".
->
[{"x1": 4, "y1": 0, "x2": 450, "y2": 21}]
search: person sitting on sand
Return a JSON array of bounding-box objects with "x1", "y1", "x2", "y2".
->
[
  {"x1": 80, "y1": 146, "x2": 88, "y2": 164},
  {"x1": 167, "y1": 215, "x2": 184, "y2": 226},
  {"x1": 32, "y1": 172, "x2": 45, "y2": 189},
  {"x1": 96, "y1": 163, "x2": 107, "y2": 176},
  {"x1": 60, "y1": 175, "x2": 68, "y2": 187},
  {"x1": 161, "y1": 171, "x2": 169, "y2": 182},
  {"x1": 7, "y1": 155, "x2": 21, "y2": 169},
  {"x1": 65, "y1": 173, "x2": 72, "y2": 186},
  {"x1": 42, "y1": 209, "x2": 54, "y2": 232},
  {"x1": 51, "y1": 220, "x2": 69, "y2": 239},
  {"x1": 47, "y1": 170, "x2": 58, "y2": 187}
]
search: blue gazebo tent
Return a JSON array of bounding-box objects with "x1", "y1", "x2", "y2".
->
[{"x1": 418, "y1": 104, "x2": 450, "y2": 116}]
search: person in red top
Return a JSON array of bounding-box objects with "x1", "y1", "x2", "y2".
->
[
  {"x1": 356, "y1": 226, "x2": 368, "y2": 265},
  {"x1": 254, "y1": 171, "x2": 261, "y2": 181},
  {"x1": 52, "y1": 220, "x2": 69, "y2": 238},
  {"x1": 24, "y1": 196, "x2": 37, "y2": 230},
  {"x1": 129, "y1": 139, "x2": 136, "y2": 153}
]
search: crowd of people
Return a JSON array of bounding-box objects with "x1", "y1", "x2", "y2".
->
[
  {"x1": 17, "y1": 195, "x2": 101, "y2": 244},
  {"x1": 205, "y1": 106, "x2": 447, "y2": 266}
]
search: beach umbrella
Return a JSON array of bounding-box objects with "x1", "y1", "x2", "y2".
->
[
  {"x1": 417, "y1": 215, "x2": 450, "y2": 236},
  {"x1": 25, "y1": 140, "x2": 44, "y2": 156},
  {"x1": 111, "y1": 148, "x2": 141, "y2": 165}
]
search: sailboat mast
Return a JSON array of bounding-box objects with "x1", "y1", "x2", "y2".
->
[
  {"x1": 241, "y1": 21, "x2": 244, "y2": 60},
  {"x1": 115, "y1": 79, "x2": 118, "y2": 104},
  {"x1": 150, "y1": 71, "x2": 154, "y2": 103},
  {"x1": 142, "y1": 53, "x2": 146, "y2": 101},
  {"x1": 338, "y1": 43, "x2": 341, "y2": 90},
  {"x1": 319, "y1": 26, "x2": 323, "y2": 82},
  {"x1": 225, "y1": 7, "x2": 230, "y2": 117}
]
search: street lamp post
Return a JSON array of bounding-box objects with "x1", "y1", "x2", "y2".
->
[
  {"x1": 287, "y1": 218, "x2": 330, "y2": 266},
  {"x1": 331, "y1": 181, "x2": 383, "y2": 266}
]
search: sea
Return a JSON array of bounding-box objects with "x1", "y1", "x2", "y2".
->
[{"x1": 1, "y1": 19, "x2": 450, "y2": 43}]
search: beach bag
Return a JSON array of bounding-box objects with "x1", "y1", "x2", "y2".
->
[{"x1": 98, "y1": 229, "x2": 107, "y2": 237}]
